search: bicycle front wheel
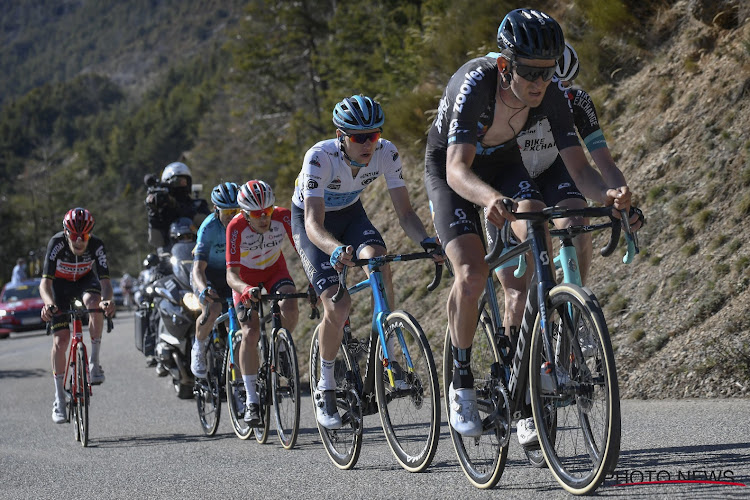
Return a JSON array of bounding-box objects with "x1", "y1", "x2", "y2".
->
[
  {"x1": 375, "y1": 311, "x2": 439, "y2": 472},
  {"x1": 529, "y1": 283, "x2": 620, "y2": 495},
  {"x1": 76, "y1": 343, "x2": 89, "y2": 447},
  {"x1": 196, "y1": 339, "x2": 221, "y2": 436},
  {"x1": 254, "y1": 333, "x2": 271, "y2": 444},
  {"x1": 225, "y1": 333, "x2": 252, "y2": 440},
  {"x1": 309, "y1": 324, "x2": 363, "y2": 470},
  {"x1": 272, "y1": 328, "x2": 300, "y2": 449},
  {"x1": 443, "y1": 296, "x2": 509, "y2": 488}
]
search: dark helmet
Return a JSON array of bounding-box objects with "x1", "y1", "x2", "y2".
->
[
  {"x1": 332, "y1": 95, "x2": 384, "y2": 131},
  {"x1": 497, "y1": 9, "x2": 565, "y2": 60},
  {"x1": 143, "y1": 253, "x2": 159, "y2": 268},
  {"x1": 210, "y1": 182, "x2": 240, "y2": 209},
  {"x1": 169, "y1": 217, "x2": 196, "y2": 242},
  {"x1": 62, "y1": 207, "x2": 95, "y2": 234}
]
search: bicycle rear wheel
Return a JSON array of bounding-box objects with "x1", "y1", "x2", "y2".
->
[
  {"x1": 196, "y1": 339, "x2": 222, "y2": 436},
  {"x1": 254, "y1": 333, "x2": 272, "y2": 444},
  {"x1": 375, "y1": 311, "x2": 439, "y2": 472},
  {"x1": 309, "y1": 324, "x2": 363, "y2": 470},
  {"x1": 76, "y1": 343, "x2": 89, "y2": 447},
  {"x1": 273, "y1": 328, "x2": 300, "y2": 449},
  {"x1": 443, "y1": 296, "x2": 509, "y2": 488},
  {"x1": 529, "y1": 284, "x2": 620, "y2": 495},
  {"x1": 225, "y1": 332, "x2": 253, "y2": 440}
]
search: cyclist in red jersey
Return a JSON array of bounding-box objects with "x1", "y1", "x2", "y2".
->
[
  {"x1": 225, "y1": 180, "x2": 299, "y2": 425},
  {"x1": 39, "y1": 208, "x2": 115, "y2": 423}
]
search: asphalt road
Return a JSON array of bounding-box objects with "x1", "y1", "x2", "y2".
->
[{"x1": 1, "y1": 311, "x2": 749, "y2": 499}]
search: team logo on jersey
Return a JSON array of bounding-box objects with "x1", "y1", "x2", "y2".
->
[
  {"x1": 327, "y1": 178, "x2": 342, "y2": 190},
  {"x1": 309, "y1": 156, "x2": 321, "y2": 168},
  {"x1": 49, "y1": 241, "x2": 65, "y2": 260},
  {"x1": 307, "y1": 179, "x2": 319, "y2": 189},
  {"x1": 363, "y1": 229, "x2": 376, "y2": 236},
  {"x1": 453, "y1": 66, "x2": 486, "y2": 113},
  {"x1": 392, "y1": 151, "x2": 399, "y2": 162}
]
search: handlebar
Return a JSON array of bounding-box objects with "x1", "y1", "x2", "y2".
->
[
  {"x1": 331, "y1": 251, "x2": 443, "y2": 304},
  {"x1": 46, "y1": 306, "x2": 114, "y2": 336},
  {"x1": 247, "y1": 285, "x2": 321, "y2": 320}
]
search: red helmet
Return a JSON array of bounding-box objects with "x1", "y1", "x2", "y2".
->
[
  {"x1": 63, "y1": 207, "x2": 95, "y2": 235},
  {"x1": 238, "y1": 180, "x2": 275, "y2": 211}
]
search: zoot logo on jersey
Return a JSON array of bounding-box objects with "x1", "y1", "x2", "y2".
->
[{"x1": 453, "y1": 66, "x2": 486, "y2": 113}]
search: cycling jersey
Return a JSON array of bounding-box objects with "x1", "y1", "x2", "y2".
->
[
  {"x1": 291, "y1": 138, "x2": 406, "y2": 211},
  {"x1": 226, "y1": 207, "x2": 294, "y2": 281},
  {"x1": 518, "y1": 83, "x2": 607, "y2": 177},
  {"x1": 42, "y1": 232, "x2": 110, "y2": 282},
  {"x1": 194, "y1": 212, "x2": 228, "y2": 272}
]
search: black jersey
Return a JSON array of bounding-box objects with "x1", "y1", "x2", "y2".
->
[
  {"x1": 42, "y1": 232, "x2": 111, "y2": 282},
  {"x1": 425, "y1": 55, "x2": 580, "y2": 179}
]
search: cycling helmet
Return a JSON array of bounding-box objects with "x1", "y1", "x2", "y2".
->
[
  {"x1": 169, "y1": 217, "x2": 196, "y2": 242},
  {"x1": 143, "y1": 253, "x2": 158, "y2": 268},
  {"x1": 238, "y1": 180, "x2": 275, "y2": 211},
  {"x1": 211, "y1": 182, "x2": 240, "y2": 209},
  {"x1": 497, "y1": 9, "x2": 565, "y2": 60},
  {"x1": 161, "y1": 162, "x2": 192, "y2": 187},
  {"x1": 332, "y1": 95, "x2": 384, "y2": 131},
  {"x1": 556, "y1": 42, "x2": 580, "y2": 82},
  {"x1": 62, "y1": 207, "x2": 95, "y2": 234}
]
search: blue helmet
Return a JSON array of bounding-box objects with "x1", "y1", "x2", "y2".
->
[
  {"x1": 497, "y1": 9, "x2": 565, "y2": 60},
  {"x1": 210, "y1": 182, "x2": 240, "y2": 209},
  {"x1": 332, "y1": 95, "x2": 384, "y2": 131}
]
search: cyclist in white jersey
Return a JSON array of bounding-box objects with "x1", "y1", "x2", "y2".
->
[{"x1": 291, "y1": 94, "x2": 442, "y2": 429}]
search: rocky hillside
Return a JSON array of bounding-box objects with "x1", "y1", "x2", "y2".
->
[{"x1": 286, "y1": 1, "x2": 750, "y2": 399}]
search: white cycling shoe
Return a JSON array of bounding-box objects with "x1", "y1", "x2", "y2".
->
[
  {"x1": 52, "y1": 400, "x2": 67, "y2": 424},
  {"x1": 448, "y1": 383, "x2": 482, "y2": 437},
  {"x1": 190, "y1": 341, "x2": 207, "y2": 379},
  {"x1": 517, "y1": 417, "x2": 538, "y2": 445},
  {"x1": 89, "y1": 363, "x2": 105, "y2": 385}
]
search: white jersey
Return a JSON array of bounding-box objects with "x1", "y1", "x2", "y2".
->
[
  {"x1": 291, "y1": 138, "x2": 406, "y2": 211},
  {"x1": 516, "y1": 117, "x2": 559, "y2": 178}
]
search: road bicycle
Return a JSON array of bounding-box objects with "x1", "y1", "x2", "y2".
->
[
  {"x1": 194, "y1": 299, "x2": 230, "y2": 436},
  {"x1": 309, "y1": 249, "x2": 442, "y2": 472},
  {"x1": 245, "y1": 286, "x2": 319, "y2": 449},
  {"x1": 443, "y1": 205, "x2": 638, "y2": 495},
  {"x1": 46, "y1": 299, "x2": 113, "y2": 447}
]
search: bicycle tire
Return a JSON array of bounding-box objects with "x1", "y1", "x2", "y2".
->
[
  {"x1": 196, "y1": 339, "x2": 221, "y2": 436},
  {"x1": 375, "y1": 310, "x2": 439, "y2": 472},
  {"x1": 225, "y1": 332, "x2": 253, "y2": 440},
  {"x1": 76, "y1": 343, "x2": 89, "y2": 447},
  {"x1": 254, "y1": 333, "x2": 272, "y2": 444},
  {"x1": 529, "y1": 283, "x2": 620, "y2": 495},
  {"x1": 69, "y1": 373, "x2": 78, "y2": 442},
  {"x1": 443, "y1": 296, "x2": 508, "y2": 488},
  {"x1": 309, "y1": 324, "x2": 363, "y2": 470},
  {"x1": 272, "y1": 328, "x2": 300, "y2": 449}
]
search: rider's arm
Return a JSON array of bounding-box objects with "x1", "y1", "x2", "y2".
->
[
  {"x1": 192, "y1": 259, "x2": 210, "y2": 293},
  {"x1": 304, "y1": 197, "x2": 344, "y2": 257},
  {"x1": 226, "y1": 266, "x2": 247, "y2": 295},
  {"x1": 40, "y1": 277, "x2": 56, "y2": 321},
  {"x1": 559, "y1": 146, "x2": 631, "y2": 212},
  {"x1": 388, "y1": 186, "x2": 430, "y2": 244}
]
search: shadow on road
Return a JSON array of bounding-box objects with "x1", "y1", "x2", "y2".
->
[
  {"x1": 0, "y1": 368, "x2": 47, "y2": 379},
  {"x1": 90, "y1": 432, "x2": 237, "y2": 448}
]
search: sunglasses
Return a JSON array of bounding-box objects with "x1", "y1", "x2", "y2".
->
[
  {"x1": 514, "y1": 63, "x2": 557, "y2": 82},
  {"x1": 219, "y1": 208, "x2": 241, "y2": 217},
  {"x1": 342, "y1": 131, "x2": 381, "y2": 144},
  {"x1": 65, "y1": 229, "x2": 90, "y2": 242},
  {"x1": 246, "y1": 206, "x2": 274, "y2": 219}
]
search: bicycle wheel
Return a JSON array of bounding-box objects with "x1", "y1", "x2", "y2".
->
[
  {"x1": 196, "y1": 339, "x2": 221, "y2": 436},
  {"x1": 254, "y1": 333, "x2": 272, "y2": 444},
  {"x1": 443, "y1": 296, "x2": 509, "y2": 488},
  {"x1": 76, "y1": 343, "x2": 89, "y2": 447},
  {"x1": 309, "y1": 324, "x2": 363, "y2": 470},
  {"x1": 225, "y1": 332, "x2": 253, "y2": 440},
  {"x1": 69, "y1": 375, "x2": 78, "y2": 442},
  {"x1": 529, "y1": 283, "x2": 620, "y2": 495},
  {"x1": 273, "y1": 328, "x2": 300, "y2": 449},
  {"x1": 375, "y1": 310, "x2": 439, "y2": 472}
]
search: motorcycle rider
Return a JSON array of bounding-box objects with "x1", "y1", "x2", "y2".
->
[
  {"x1": 144, "y1": 161, "x2": 210, "y2": 252},
  {"x1": 190, "y1": 182, "x2": 241, "y2": 378}
]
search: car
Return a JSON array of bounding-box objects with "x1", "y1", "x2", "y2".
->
[
  {"x1": 0, "y1": 278, "x2": 46, "y2": 338},
  {"x1": 111, "y1": 278, "x2": 124, "y2": 307}
]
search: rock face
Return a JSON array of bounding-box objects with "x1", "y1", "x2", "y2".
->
[{"x1": 689, "y1": 0, "x2": 742, "y2": 29}]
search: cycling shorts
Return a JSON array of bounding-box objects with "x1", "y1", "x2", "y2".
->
[
  {"x1": 532, "y1": 155, "x2": 585, "y2": 206},
  {"x1": 230, "y1": 257, "x2": 295, "y2": 308},
  {"x1": 424, "y1": 144, "x2": 543, "y2": 248},
  {"x1": 51, "y1": 272, "x2": 102, "y2": 333},
  {"x1": 291, "y1": 200, "x2": 386, "y2": 295}
]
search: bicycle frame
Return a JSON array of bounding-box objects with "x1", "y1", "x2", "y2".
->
[{"x1": 63, "y1": 314, "x2": 91, "y2": 404}]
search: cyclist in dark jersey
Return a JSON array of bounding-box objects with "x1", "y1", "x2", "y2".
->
[
  {"x1": 40, "y1": 208, "x2": 115, "y2": 424},
  {"x1": 190, "y1": 181, "x2": 241, "y2": 379},
  {"x1": 424, "y1": 9, "x2": 634, "y2": 439}
]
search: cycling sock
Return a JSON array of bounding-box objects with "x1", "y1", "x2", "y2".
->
[
  {"x1": 452, "y1": 345, "x2": 474, "y2": 389},
  {"x1": 53, "y1": 373, "x2": 65, "y2": 403},
  {"x1": 243, "y1": 374, "x2": 259, "y2": 404},
  {"x1": 90, "y1": 338, "x2": 101, "y2": 366},
  {"x1": 319, "y1": 358, "x2": 336, "y2": 391}
]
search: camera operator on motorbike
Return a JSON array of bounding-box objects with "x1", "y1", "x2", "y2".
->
[
  {"x1": 39, "y1": 208, "x2": 115, "y2": 423},
  {"x1": 190, "y1": 182, "x2": 241, "y2": 379},
  {"x1": 144, "y1": 161, "x2": 210, "y2": 252}
]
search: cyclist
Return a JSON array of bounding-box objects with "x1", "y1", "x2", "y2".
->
[
  {"x1": 145, "y1": 161, "x2": 210, "y2": 251},
  {"x1": 226, "y1": 180, "x2": 299, "y2": 425},
  {"x1": 424, "y1": 9, "x2": 635, "y2": 438},
  {"x1": 190, "y1": 181, "x2": 241, "y2": 379},
  {"x1": 39, "y1": 208, "x2": 115, "y2": 424},
  {"x1": 291, "y1": 94, "x2": 441, "y2": 430}
]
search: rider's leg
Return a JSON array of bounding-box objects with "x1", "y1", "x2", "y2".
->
[
  {"x1": 191, "y1": 300, "x2": 221, "y2": 377},
  {"x1": 239, "y1": 314, "x2": 261, "y2": 404},
  {"x1": 277, "y1": 284, "x2": 300, "y2": 333},
  {"x1": 52, "y1": 328, "x2": 71, "y2": 399},
  {"x1": 554, "y1": 197, "x2": 592, "y2": 285},
  {"x1": 83, "y1": 292, "x2": 104, "y2": 373},
  {"x1": 317, "y1": 287, "x2": 349, "y2": 387}
]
